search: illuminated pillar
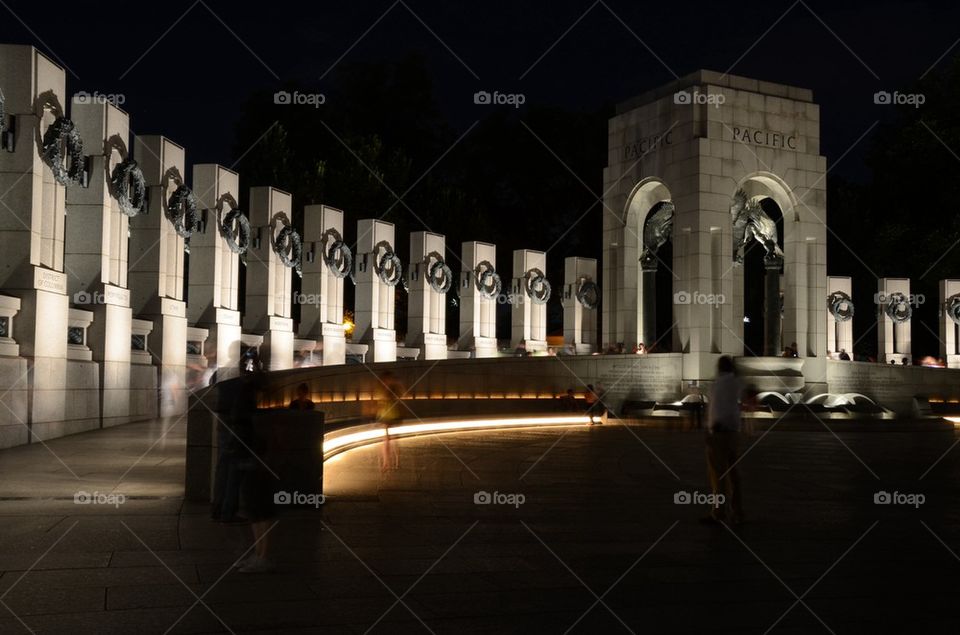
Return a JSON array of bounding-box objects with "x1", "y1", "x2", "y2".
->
[
  {"x1": 300, "y1": 205, "x2": 346, "y2": 366},
  {"x1": 406, "y1": 231, "x2": 449, "y2": 360},
  {"x1": 458, "y1": 241, "x2": 499, "y2": 358},
  {"x1": 354, "y1": 219, "x2": 398, "y2": 362},
  {"x1": 190, "y1": 164, "x2": 243, "y2": 381},
  {"x1": 244, "y1": 186, "x2": 295, "y2": 371},
  {"x1": 511, "y1": 249, "x2": 548, "y2": 352}
]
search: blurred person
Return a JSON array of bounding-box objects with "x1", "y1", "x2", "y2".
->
[
  {"x1": 288, "y1": 383, "x2": 315, "y2": 410},
  {"x1": 233, "y1": 352, "x2": 277, "y2": 573},
  {"x1": 701, "y1": 356, "x2": 747, "y2": 526},
  {"x1": 593, "y1": 382, "x2": 609, "y2": 424},
  {"x1": 839, "y1": 349, "x2": 851, "y2": 361},
  {"x1": 584, "y1": 384, "x2": 598, "y2": 423},
  {"x1": 211, "y1": 353, "x2": 262, "y2": 524},
  {"x1": 378, "y1": 371, "x2": 404, "y2": 472},
  {"x1": 558, "y1": 388, "x2": 577, "y2": 412}
]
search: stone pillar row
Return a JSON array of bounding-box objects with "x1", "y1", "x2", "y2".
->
[{"x1": 0, "y1": 44, "x2": 602, "y2": 450}]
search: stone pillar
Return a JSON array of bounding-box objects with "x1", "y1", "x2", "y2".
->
[
  {"x1": 458, "y1": 241, "x2": 499, "y2": 358},
  {"x1": 244, "y1": 187, "x2": 295, "y2": 371},
  {"x1": 764, "y1": 256, "x2": 783, "y2": 356},
  {"x1": 940, "y1": 280, "x2": 960, "y2": 368},
  {"x1": 354, "y1": 219, "x2": 399, "y2": 362},
  {"x1": 563, "y1": 257, "x2": 598, "y2": 354},
  {"x1": 129, "y1": 135, "x2": 188, "y2": 417},
  {"x1": 406, "y1": 231, "x2": 449, "y2": 360},
  {"x1": 65, "y1": 97, "x2": 135, "y2": 427},
  {"x1": 511, "y1": 249, "x2": 548, "y2": 353},
  {"x1": 826, "y1": 276, "x2": 853, "y2": 358},
  {"x1": 877, "y1": 278, "x2": 911, "y2": 363},
  {"x1": 300, "y1": 205, "x2": 346, "y2": 366},
  {"x1": 640, "y1": 266, "x2": 657, "y2": 350},
  {"x1": 0, "y1": 45, "x2": 77, "y2": 439},
  {"x1": 190, "y1": 164, "x2": 243, "y2": 381}
]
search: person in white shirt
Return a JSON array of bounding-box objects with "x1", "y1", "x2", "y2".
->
[{"x1": 702, "y1": 356, "x2": 748, "y2": 525}]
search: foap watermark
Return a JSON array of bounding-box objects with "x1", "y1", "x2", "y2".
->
[
  {"x1": 674, "y1": 290, "x2": 725, "y2": 307},
  {"x1": 274, "y1": 90, "x2": 326, "y2": 108},
  {"x1": 73, "y1": 290, "x2": 106, "y2": 305},
  {"x1": 874, "y1": 292, "x2": 925, "y2": 307},
  {"x1": 473, "y1": 90, "x2": 525, "y2": 108},
  {"x1": 874, "y1": 490, "x2": 925, "y2": 508},
  {"x1": 274, "y1": 490, "x2": 326, "y2": 508},
  {"x1": 873, "y1": 91, "x2": 925, "y2": 108},
  {"x1": 674, "y1": 90, "x2": 725, "y2": 108},
  {"x1": 474, "y1": 490, "x2": 525, "y2": 508},
  {"x1": 293, "y1": 292, "x2": 323, "y2": 306},
  {"x1": 74, "y1": 490, "x2": 126, "y2": 508},
  {"x1": 674, "y1": 490, "x2": 725, "y2": 508},
  {"x1": 75, "y1": 91, "x2": 126, "y2": 106}
]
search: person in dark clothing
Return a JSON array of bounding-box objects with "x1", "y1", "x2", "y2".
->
[
  {"x1": 288, "y1": 383, "x2": 315, "y2": 410},
  {"x1": 232, "y1": 353, "x2": 278, "y2": 573},
  {"x1": 211, "y1": 358, "x2": 259, "y2": 524}
]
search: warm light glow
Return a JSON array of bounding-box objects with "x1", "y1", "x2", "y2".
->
[
  {"x1": 322, "y1": 414, "x2": 595, "y2": 459},
  {"x1": 343, "y1": 318, "x2": 355, "y2": 337}
]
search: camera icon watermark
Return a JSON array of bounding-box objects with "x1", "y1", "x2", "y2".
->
[
  {"x1": 274, "y1": 490, "x2": 326, "y2": 508},
  {"x1": 473, "y1": 490, "x2": 525, "y2": 508},
  {"x1": 873, "y1": 490, "x2": 925, "y2": 508},
  {"x1": 674, "y1": 490, "x2": 725, "y2": 507},
  {"x1": 473, "y1": 90, "x2": 526, "y2": 108},
  {"x1": 274, "y1": 90, "x2": 326, "y2": 108},
  {"x1": 873, "y1": 91, "x2": 925, "y2": 108},
  {"x1": 75, "y1": 91, "x2": 126, "y2": 106},
  {"x1": 73, "y1": 290, "x2": 106, "y2": 305},
  {"x1": 674, "y1": 90, "x2": 725, "y2": 108},
  {"x1": 74, "y1": 490, "x2": 126, "y2": 508},
  {"x1": 673, "y1": 290, "x2": 725, "y2": 307}
]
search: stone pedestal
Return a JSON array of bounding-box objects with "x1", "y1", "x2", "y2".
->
[
  {"x1": 0, "y1": 296, "x2": 29, "y2": 449},
  {"x1": 940, "y1": 279, "x2": 960, "y2": 368},
  {"x1": 129, "y1": 135, "x2": 189, "y2": 416},
  {"x1": 877, "y1": 278, "x2": 911, "y2": 363},
  {"x1": 85, "y1": 285, "x2": 133, "y2": 426},
  {"x1": 458, "y1": 241, "x2": 499, "y2": 358},
  {"x1": 355, "y1": 219, "x2": 398, "y2": 362},
  {"x1": 406, "y1": 231, "x2": 449, "y2": 360},
  {"x1": 827, "y1": 276, "x2": 853, "y2": 358},
  {"x1": 190, "y1": 164, "x2": 243, "y2": 381},
  {"x1": 563, "y1": 257, "x2": 598, "y2": 354},
  {"x1": 243, "y1": 187, "x2": 295, "y2": 371},
  {"x1": 300, "y1": 205, "x2": 346, "y2": 366},
  {"x1": 511, "y1": 249, "x2": 548, "y2": 353}
]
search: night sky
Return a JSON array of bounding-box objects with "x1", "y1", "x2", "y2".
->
[{"x1": 4, "y1": 0, "x2": 958, "y2": 180}]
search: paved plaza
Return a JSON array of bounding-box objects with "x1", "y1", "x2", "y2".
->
[{"x1": 0, "y1": 417, "x2": 957, "y2": 633}]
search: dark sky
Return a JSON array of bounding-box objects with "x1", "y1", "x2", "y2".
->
[{"x1": 4, "y1": 0, "x2": 960, "y2": 178}]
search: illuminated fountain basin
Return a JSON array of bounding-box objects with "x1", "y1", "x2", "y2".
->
[{"x1": 322, "y1": 414, "x2": 597, "y2": 460}]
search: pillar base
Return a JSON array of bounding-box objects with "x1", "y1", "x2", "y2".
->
[
  {"x1": 261, "y1": 317, "x2": 294, "y2": 371},
  {"x1": 417, "y1": 333, "x2": 448, "y2": 361},
  {"x1": 139, "y1": 297, "x2": 188, "y2": 418},
  {"x1": 88, "y1": 284, "x2": 133, "y2": 428},
  {"x1": 465, "y1": 336, "x2": 498, "y2": 358},
  {"x1": 321, "y1": 323, "x2": 346, "y2": 366},
  {"x1": 364, "y1": 328, "x2": 397, "y2": 363}
]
